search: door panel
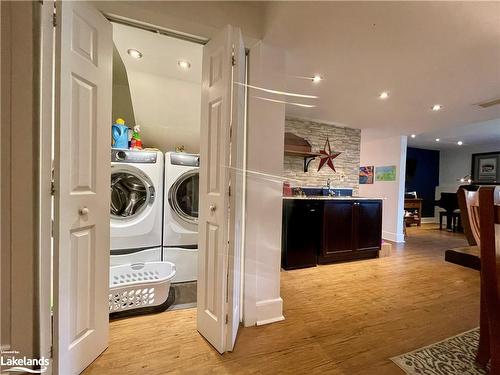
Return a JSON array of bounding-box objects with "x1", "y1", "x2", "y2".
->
[
  {"x1": 226, "y1": 27, "x2": 245, "y2": 351},
  {"x1": 323, "y1": 201, "x2": 354, "y2": 254},
  {"x1": 282, "y1": 200, "x2": 321, "y2": 270},
  {"x1": 54, "y1": 2, "x2": 112, "y2": 374},
  {"x1": 356, "y1": 201, "x2": 383, "y2": 251},
  {"x1": 197, "y1": 25, "x2": 244, "y2": 354}
]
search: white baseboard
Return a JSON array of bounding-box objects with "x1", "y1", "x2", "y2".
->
[
  {"x1": 382, "y1": 230, "x2": 405, "y2": 243},
  {"x1": 256, "y1": 315, "x2": 285, "y2": 326},
  {"x1": 256, "y1": 297, "x2": 284, "y2": 326}
]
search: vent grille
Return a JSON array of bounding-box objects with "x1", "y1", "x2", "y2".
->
[{"x1": 477, "y1": 98, "x2": 500, "y2": 108}]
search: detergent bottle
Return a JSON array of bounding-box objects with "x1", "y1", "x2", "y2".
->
[{"x1": 112, "y1": 118, "x2": 129, "y2": 149}]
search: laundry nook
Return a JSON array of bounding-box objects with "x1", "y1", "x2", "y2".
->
[{"x1": 108, "y1": 22, "x2": 203, "y2": 314}]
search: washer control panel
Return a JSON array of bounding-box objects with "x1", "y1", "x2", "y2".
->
[
  {"x1": 111, "y1": 149, "x2": 157, "y2": 163},
  {"x1": 170, "y1": 152, "x2": 200, "y2": 167}
]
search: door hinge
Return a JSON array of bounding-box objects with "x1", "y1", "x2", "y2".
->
[
  {"x1": 50, "y1": 180, "x2": 55, "y2": 195},
  {"x1": 231, "y1": 55, "x2": 236, "y2": 67},
  {"x1": 49, "y1": 346, "x2": 53, "y2": 358},
  {"x1": 228, "y1": 185, "x2": 231, "y2": 197},
  {"x1": 52, "y1": 12, "x2": 57, "y2": 27},
  {"x1": 225, "y1": 314, "x2": 228, "y2": 324}
]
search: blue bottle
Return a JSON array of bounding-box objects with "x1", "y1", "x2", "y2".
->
[{"x1": 112, "y1": 118, "x2": 129, "y2": 149}]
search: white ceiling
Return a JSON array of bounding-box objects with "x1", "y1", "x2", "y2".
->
[
  {"x1": 408, "y1": 117, "x2": 500, "y2": 150},
  {"x1": 103, "y1": 2, "x2": 500, "y2": 140},
  {"x1": 112, "y1": 22, "x2": 203, "y2": 153},
  {"x1": 263, "y1": 2, "x2": 500, "y2": 135},
  {"x1": 112, "y1": 22, "x2": 202, "y2": 84}
]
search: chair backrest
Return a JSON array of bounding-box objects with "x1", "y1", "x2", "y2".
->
[
  {"x1": 465, "y1": 186, "x2": 500, "y2": 315},
  {"x1": 458, "y1": 187, "x2": 480, "y2": 246}
]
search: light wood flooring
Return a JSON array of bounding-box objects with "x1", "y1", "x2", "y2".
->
[{"x1": 84, "y1": 224, "x2": 480, "y2": 374}]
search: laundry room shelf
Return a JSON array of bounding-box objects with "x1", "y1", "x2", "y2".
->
[{"x1": 109, "y1": 261, "x2": 176, "y2": 313}]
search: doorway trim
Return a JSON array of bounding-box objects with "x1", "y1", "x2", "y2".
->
[{"x1": 103, "y1": 13, "x2": 209, "y2": 45}]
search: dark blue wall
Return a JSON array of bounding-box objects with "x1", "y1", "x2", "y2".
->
[{"x1": 405, "y1": 147, "x2": 440, "y2": 217}]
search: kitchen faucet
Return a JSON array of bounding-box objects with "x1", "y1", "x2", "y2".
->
[{"x1": 326, "y1": 178, "x2": 335, "y2": 196}]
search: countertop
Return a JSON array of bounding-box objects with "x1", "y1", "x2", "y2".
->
[{"x1": 283, "y1": 196, "x2": 383, "y2": 201}]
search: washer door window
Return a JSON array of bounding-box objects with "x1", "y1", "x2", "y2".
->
[
  {"x1": 169, "y1": 170, "x2": 199, "y2": 224},
  {"x1": 111, "y1": 169, "x2": 155, "y2": 219}
]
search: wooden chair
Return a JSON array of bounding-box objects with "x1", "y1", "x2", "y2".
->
[
  {"x1": 457, "y1": 185, "x2": 479, "y2": 246},
  {"x1": 464, "y1": 186, "x2": 500, "y2": 373}
]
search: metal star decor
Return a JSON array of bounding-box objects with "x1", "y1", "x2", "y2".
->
[{"x1": 318, "y1": 137, "x2": 341, "y2": 172}]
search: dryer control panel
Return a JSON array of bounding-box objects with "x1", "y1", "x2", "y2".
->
[
  {"x1": 170, "y1": 152, "x2": 200, "y2": 167},
  {"x1": 111, "y1": 149, "x2": 157, "y2": 163}
]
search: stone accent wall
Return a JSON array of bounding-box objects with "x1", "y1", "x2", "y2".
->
[{"x1": 284, "y1": 117, "x2": 361, "y2": 195}]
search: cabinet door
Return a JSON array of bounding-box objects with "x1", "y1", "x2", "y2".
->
[
  {"x1": 355, "y1": 201, "x2": 382, "y2": 251},
  {"x1": 322, "y1": 201, "x2": 354, "y2": 255},
  {"x1": 282, "y1": 200, "x2": 321, "y2": 269}
]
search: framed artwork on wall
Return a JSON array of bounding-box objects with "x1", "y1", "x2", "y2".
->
[
  {"x1": 359, "y1": 166, "x2": 374, "y2": 184},
  {"x1": 375, "y1": 166, "x2": 397, "y2": 181},
  {"x1": 471, "y1": 151, "x2": 500, "y2": 183}
]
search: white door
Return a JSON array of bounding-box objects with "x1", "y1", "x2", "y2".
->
[
  {"x1": 197, "y1": 25, "x2": 246, "y2": 353},
  {"x1": 53, "y1": 2, "x2": 112, "y2": 374}
]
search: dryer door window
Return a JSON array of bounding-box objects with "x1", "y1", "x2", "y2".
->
[
  {"x1": 111, "y1": 170, "x2": 154, "y2": 219},
  {"x1": 169, "y1": 170, "x2": 199, "y2": 224}
]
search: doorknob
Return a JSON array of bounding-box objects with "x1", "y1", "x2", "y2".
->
[
  {"x1": 209, "y1": 205, "x2": 217, "y2": 212},
  {"x1": 79, "y1": 207, "x2": 89, "y2": 215}
]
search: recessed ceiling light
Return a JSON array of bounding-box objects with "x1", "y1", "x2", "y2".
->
[
  {"x1": 435, "y1": 138, "x2": 440, "y2": 142},
  {"x1": 312, "y1": 75, "x2": 322, "y2": 83},
  {"x1": 411, "y1": 134, "x2": 416, "y2": 138},
  {"x1": 178, "y1": 60, "x2": 191, "y2": 70},
  {"x1": 127, "y1": 49, "x2": 143, "y2": 59},
  {"x1": 457, "y1": 141, "x2": 463, "y2": 146},
  {"x1": 432, "y1": 104, "x2": 442, "y2": 111},
  {"x1": 379, "y1": 91, "x2": 389, "y2": 99}
]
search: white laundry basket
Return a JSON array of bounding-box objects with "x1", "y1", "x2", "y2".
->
[{"x1": 109, "y1": 261, "x2": 176, "y2": 313}]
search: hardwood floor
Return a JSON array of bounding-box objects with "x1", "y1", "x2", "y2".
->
[{"x1": 84, "y1": 224, "x2": 479, "y2": 374}]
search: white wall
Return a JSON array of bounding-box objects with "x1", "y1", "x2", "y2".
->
[
  {"x1": 244, "y1": 41, "x2": 285, "y2": 327},
  {"x1": 359, "y1": 132, "x2": 407, "y2": 243},
  {"x1": 0, "y1": 1, "x2": 36, "y2": 359},
  {"x1": 433, "y1": 142, "x2": 500, "y2": 221},
  {"x1": 94, "y1": 1, "x2": 265, "y2": 46},
  {"x1": 439, "y1": 142, "x2": 500, "y2": 192},
  {"x1": 126, "y1": 71, "x2": 201, "y2": 153}
]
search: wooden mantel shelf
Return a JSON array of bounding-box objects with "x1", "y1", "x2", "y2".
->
[
  {"x1": 284, "y1": 150, "x2": 322, "y2": 157},
  {"x1": 284, "y1": 132, "x2": 321, "y2": 172}
]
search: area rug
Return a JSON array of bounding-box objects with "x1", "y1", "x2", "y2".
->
[{"x1": 391, "y1": 328, "x2": 489, "y2": 375}]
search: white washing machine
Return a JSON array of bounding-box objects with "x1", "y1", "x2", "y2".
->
[
  {"x1": 163, "y1": 152, "x2": 199, "y2": 283},
  {"x1": 110, "y1": 149, "x2": 164, "y2": 266}
]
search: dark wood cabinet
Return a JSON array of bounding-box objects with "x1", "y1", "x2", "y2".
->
[
  {"x1": 321, "y1": 200, "x2": 354, "y2": 256},
  {"x1": 318, "y1": 200, "x2": 382, "y2": 264},
  {"x1": 356, "y1": 200, "x2": 383, "y2": 251},
  {"x1": 282, "y1": 198, "x2": 383, "y2": 268},
  {"x1": 281, "y1": 199, "x2": 322, "y2": 269}
]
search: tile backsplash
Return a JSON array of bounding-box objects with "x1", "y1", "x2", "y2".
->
[{"x1": 283, "y1": 117, "x2": 361, "y2": 196}]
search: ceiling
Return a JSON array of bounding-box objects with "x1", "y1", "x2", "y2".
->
[
  {"x1": 407, "y1": 118, "x2": 500, "y2": 150},
  {"x1": 103, "y1": 1, "x2": 500, "y2": 138},
  {"x1": 263, "y1": 2, "x2": 500, "y2": 135},
  {"x1": 112, "y1": 22, "x2": 202, "y2": 84}
]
